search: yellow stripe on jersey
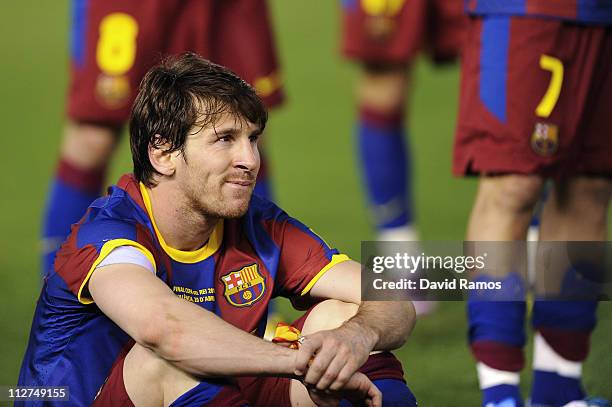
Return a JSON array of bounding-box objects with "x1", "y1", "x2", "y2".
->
[
  {"x1": 300, "y1": 254, "x2": 351, "y2": 296},
  {"x1": 77, "y1": 239, "x2": 157, "y2": 305}
]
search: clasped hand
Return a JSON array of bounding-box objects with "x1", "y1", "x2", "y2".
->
[{"x1": 294, "y1": 323, "x2": 381, "y2": 406}]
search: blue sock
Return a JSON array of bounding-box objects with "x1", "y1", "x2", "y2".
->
[
  {"x1": 468, "y1": 274, "x2": 527, "y2": 352},
  {"x1": 482, "y1": 384, "x2": 523, "y2": 407},
  {"x1": 339, "y1": 379, "x2": 417, "y2": 407},
  {"x1": 531, "y1": 370, "x2": 584, "y2": 407},
  {"x1": 42, "y1": 161, "x2": 103, "y2": 276},
  {"x1": 357, "y1": 109, "x2": 412, "y2": 230},
  {"x1": 42, "y1": 179, "x2": 99, "y2": 275}
]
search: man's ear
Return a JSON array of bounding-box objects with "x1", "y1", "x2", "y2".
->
[{"x1": 148, "y1": 136, "x2": 179, "y2": 177}]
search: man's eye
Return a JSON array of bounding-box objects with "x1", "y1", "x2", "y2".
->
[
  {"x1": 249, "y1": 135, "x2": 260, "y2": 143},
  {"x1": 217, "y1": 136, "x2": 231, "y2": 143}
]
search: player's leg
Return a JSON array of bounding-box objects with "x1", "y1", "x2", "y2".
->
[
  {"x1": 453, "y1": 12, "x2": 582, "y2": 404},
  {"x1": 42, "y1": 122, "x2": 119, "y2": 274},
  {"x1": 356, "y1": 64, "x2": 416, "y2": 241},
  {"x1": 93, "y1": 343, "x2": 249, "y2": 407},
  {"x1": 341, "y1": 0, "x2": 430, "y2": 242},
  {"x1": 356, "y1": 64, "x2": 443, "y2": 316},
  {"x1": 466, "y1": 175, "x2": 542, "y2": 407},
  {"x1": 530, "y1": 177, "x2": 612, "y2": 407},
  {"x1": 203, "y1": 0, "x2": 283, "y2": 202},
  {"x1": 42, "y1": 0, "x2": 168, "y2": 276},
  {"x1": 287, "y1": 300, "x2": 417, "y2": 407},
  {"x1": 529, "y1": 21, "x2": 612, "y2": 407}
]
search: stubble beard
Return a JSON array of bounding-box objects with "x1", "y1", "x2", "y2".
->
[{"x1": 187, "y1": 181, "x2": 252, "y2": 221}]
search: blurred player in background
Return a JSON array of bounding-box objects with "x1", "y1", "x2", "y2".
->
[
  {"x1": 41, "y1": 0, "x2": 283, "y2": 275},
  {"x1": 341, "y1": 0, "x2": 465, "y2": 242},
  {"x1": 454, "y1": 1, "x2": 612, "y2": 405},
  {"x1": 341, "y1": 0, "x2": 466, "y2": 315}
]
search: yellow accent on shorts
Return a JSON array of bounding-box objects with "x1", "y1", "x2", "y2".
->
[
  {"x1": 361, "y1": 0, "x2": 405, "y2": 16},
  {"x1": 253, "y1": 71, "x2": 282, "y2": 98},
  {"x1": 536, "y1": 55, "x2": 564, "y2": 118}
]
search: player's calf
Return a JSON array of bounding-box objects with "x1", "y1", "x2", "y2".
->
[
  {"x1": 42, "y1": 122, "x2": 120, "y2": 276},
  {"x1": 541, "y1": 177, "x2": 612, "y2": 241}
]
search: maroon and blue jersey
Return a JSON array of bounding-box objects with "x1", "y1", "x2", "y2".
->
[
  {"x1": 18, "y1": 174, "x2": 348, "y2": 406},
  {"x1": 465, "y1": 0, "x2": 612, "y2": 25}
]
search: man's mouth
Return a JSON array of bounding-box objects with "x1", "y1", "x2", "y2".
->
[{"x1": 225, "y1": 179, "x2": 255, "y2": 187}]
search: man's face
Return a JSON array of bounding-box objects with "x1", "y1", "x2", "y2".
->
[{"x1": 175, "y1": 112, "x2": 261, "y2": 219}]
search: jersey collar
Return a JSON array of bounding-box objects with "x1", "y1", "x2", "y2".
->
[{"x1": 139, "y1": 182, "x2": 223, "y2": 263}]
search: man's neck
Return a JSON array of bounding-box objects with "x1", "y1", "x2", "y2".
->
[{"x1": 146, "y1": 182, "x2": 218, "y2": 252}]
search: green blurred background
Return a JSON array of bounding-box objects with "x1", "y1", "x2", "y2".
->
[{"x1": 0, "y1": 1, "x2": 610, "y2": 405}]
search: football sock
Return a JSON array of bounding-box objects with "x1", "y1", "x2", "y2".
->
[
  {"x1": 478, "y1": 363, "x2": 522, "y2": 406},
  {"x1": 531, "y1": 333, "x2": 585, "y2": 406},
  {"x1": 469, "y1": 273, "x2": 527, "y2": 371},
  {"x1": 531, "y1": 296, "x2": 596, "y2": 406},
  {"x1": 338, "y1": 352, "x2": 416, "y2": 407},
  {"x1": 481, "y1": 384, "x2": 523, "y2": 407},
  {"x1": 42, "y1": 158, "x2": 105, "y2": 275},
  {"x1": 357, "y1": 107, "x2": 413, "y2": 231},
  {"x1": 254, "y1": 150, "x2": 273, "y2": 201},
  {"x1": 468, "y1": 274, "x2": 526, "y2": 406}
]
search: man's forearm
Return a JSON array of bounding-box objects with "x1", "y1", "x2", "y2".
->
[
  {"x1": 149, "y1": 295, "x2": 297, "y2": 377},
  {"x1": 90, "y1": 264, "x2": 297, "y2": 379},
  {"x1": 343, "y1": 300, "x2": 416, "y2": 351}
]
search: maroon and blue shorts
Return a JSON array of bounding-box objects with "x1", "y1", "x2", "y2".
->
[
  {"x1": 68, "y1": 0, "x2": 283, "y2": 126},
  {"x1": 454, "y1": 16, "x2": 612, "y2": 176},
  {"x1": 92, "y1": 306, "x2": 406, "y2": 407},
  {"x1": 341, "y1": 0, "x2": 467, "y2": 65}
]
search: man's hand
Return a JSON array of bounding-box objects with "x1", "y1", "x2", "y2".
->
[
  {"x1": 307, "y1": 371, "x2": 382, "y2": 407},
  {"x1": 295, "y1": 320, "x2": 378, "y2": 391}
]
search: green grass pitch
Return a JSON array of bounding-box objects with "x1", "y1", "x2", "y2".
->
[{"x1": 0, "y1": 1, "x2": 610, "y2": 404}]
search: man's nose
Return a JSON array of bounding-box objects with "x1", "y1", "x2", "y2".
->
[{"x1": 234, "y1": 138, "x2": 259, "y2": 171}]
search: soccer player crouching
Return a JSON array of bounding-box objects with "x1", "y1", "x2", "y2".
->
[{"x1": 19, "y1": 53, "x2": 417, "y2": 407}]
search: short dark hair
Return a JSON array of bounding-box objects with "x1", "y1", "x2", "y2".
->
[{"x1": 129, "y1": 52, "x2": 268, "y2": 186}]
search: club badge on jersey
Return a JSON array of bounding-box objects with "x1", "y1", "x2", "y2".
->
[
  {"x1": 361, "y1": 0, "x2": 406, "y2": 41},
  {"x1": 221, "y1": 263, "x2": 266, "y2": 307},
  {"x1": 531, "y1": 122, "x2": 559, "y2": 157}
]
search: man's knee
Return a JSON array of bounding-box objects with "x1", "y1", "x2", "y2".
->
[
  {"x1": 553, "y1": 177, "x2": 612, "y2": 216},
  {"x1": 123, "y1": 343, "x2": 197, "y2": 406},
  {"x1": 301, "y1": 299, "x2": 359, "y2": 335},
  {"x1": 475, "y1": 175, "x2": 544, "y2": 216},
  {"x1": 357, "y1": 64, "x2": 408, "y2": 113},
  {"x1": 60, "y1": 121, "x2": 120, "y2": 169}
]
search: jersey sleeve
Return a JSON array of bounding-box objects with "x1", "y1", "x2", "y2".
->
[
  {"x1": 269, "y1": 213, "x2": 350, "y2": 299},
  {"x1": 97, "y1": 246, "x2": 156, "y2": 273},
  {"x1": 54, "y1": 218, "x2": 157, "y2": 305}
]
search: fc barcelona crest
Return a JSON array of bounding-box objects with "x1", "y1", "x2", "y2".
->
[
  {"x1": 221, "y1": 263, "x2": 266, "y2": 307},
  {"x1": 95, "y1": 73, "x2": 131, "y2": 109},
  {"x1": 531, "y1": 122, "x2": 559, "y2": 157}
]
